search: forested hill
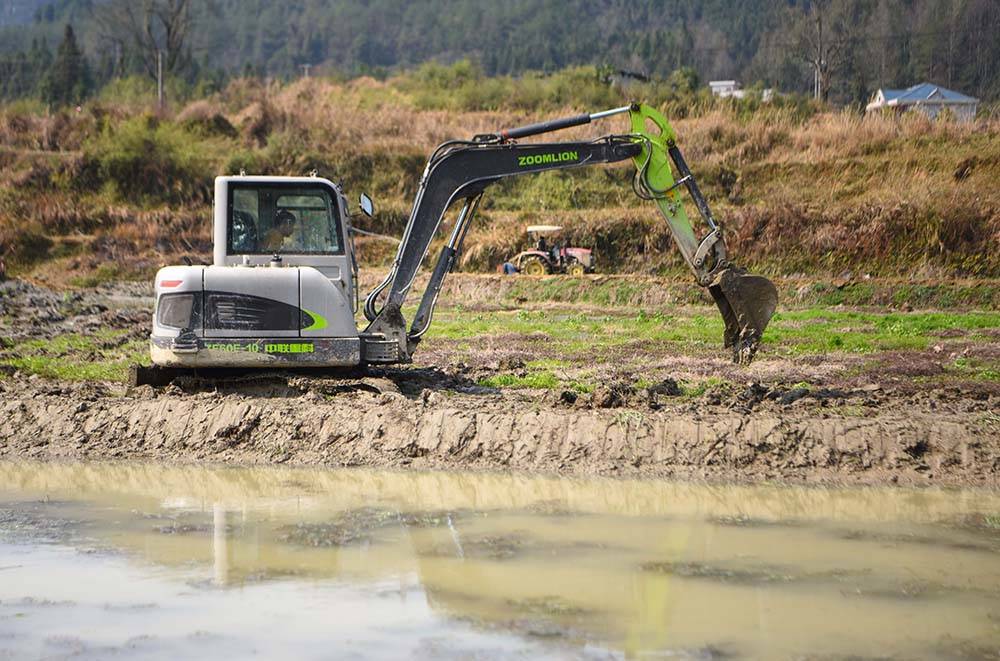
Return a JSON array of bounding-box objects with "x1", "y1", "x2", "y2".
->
[{"x1": 1, "y1": 0, "x2": 999, "y2": 105}]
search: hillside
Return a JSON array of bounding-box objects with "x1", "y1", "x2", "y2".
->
[
  {"x1": 1, "y1": 69, "x2": 998, "y2": 288},
  {"x1": 1, "y1": 0, "x2": 999, "y2": 106},
  {"x1": 0, "y1": 0, "x2": 45, "y2": 25}
]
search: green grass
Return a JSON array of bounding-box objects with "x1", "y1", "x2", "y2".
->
[
  {"x1": 525, "y1": 358, "x2": 570, "y2": 370},
  {"x1": 3, "y1": 306, "x2": 996, "y2": 386},
  {"x1": 68, "y1": 263, "x2": 125, "y2": 288},
  {"x1": 427, "y1": 307, "x2": 1000, "y2": 359},
  {"x1": 950, "y1": 357, "x2": 1000, "y2": 382},
  {"x1": 679, "y1": 376, "x2": 726, "y2": 398},
  {"x1": 428, "y1": 308, "x2": 720, "y2": 353},
  {"x1": 764, "y1": 310, "x2": 1000, "y2": 355},
  {"x1": 0, "y1": 330, "x2": 149, "y2": 381},
  {"x1": 477, "y1": 356, "x2": 597, "y2": 392},
  {"x1": 478, "y1": 371, "x2": 561, "y2": 390},
  {"x1": 423, "y1": 306, "x2": 1000, "y2": 390}
]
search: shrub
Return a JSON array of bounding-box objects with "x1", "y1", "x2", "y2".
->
[
  {"x1": 0, "y1": 222, "x2": 53, "y2": 269},
  {"x1": 96, "y1": 75, "x2": 157, "y2": 108},
  {"x1": 234, "y1": 100, "x2": 283, "y2": 146},
  {"x1": 85, "y1": 114, "x2": 210, "y2": 204},
  {"x1": 176, "y1": 100, "x2": 237, "y2": 138}
]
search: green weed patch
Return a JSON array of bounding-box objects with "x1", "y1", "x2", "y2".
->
[
  {"x1": 478, "y1": 371, "x2": 561, "y2": 390},
  {"x1": 426, "y1": 307, "x2": 1000, "y2": 362},
  {"x1": 0, "y1": 330, "x2": 149, "y2": 382}
]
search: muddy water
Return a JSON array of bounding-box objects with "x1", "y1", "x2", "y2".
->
[{"x1": 0, "y1": 463, "x2": 998, "y2": 659}]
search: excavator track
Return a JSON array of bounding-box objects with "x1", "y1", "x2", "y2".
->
[{"x1": 130, "y1": 364, "x2": 365, "y2": 388}]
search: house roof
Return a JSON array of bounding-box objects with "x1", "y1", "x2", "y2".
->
[{"x1": 878, "y1": 83, "x2": 978, "y2": 106}]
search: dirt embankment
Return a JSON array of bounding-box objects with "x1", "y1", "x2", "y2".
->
[
  {"x1": 0, "y1": 276, "x2": 997, "y2": 486},
  {"x1": 1, "y1": 373, "x2": 996, "y2": 487}
]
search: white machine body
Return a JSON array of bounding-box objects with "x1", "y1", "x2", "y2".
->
[{"x1": 150, "y1": 176, "x2": 363, "y2": 368}]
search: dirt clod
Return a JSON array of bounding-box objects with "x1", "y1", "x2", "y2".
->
[
  {"x1": 778, "y1": 388, "x2": 810, "y2": 405},
  {"x1": 648, "y1": 378, "x2": 682, "y2": 397},
  {"x1": 590, "y1": 382, "x2": 635, "y2": 408}
]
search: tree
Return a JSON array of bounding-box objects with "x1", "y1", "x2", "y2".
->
[
  {"x1": 95, "y1": 0, "x2": 193, "y2": 82},
  {"x1": 668, "y1": 66, "x2": 700, "y2": 96},
  {"x1": 2, "y1": 0, "x2": 1000, "y2": 105},
  {"x1": 40, "y1": 24, "x2": 93, "y2": 107},
  {"x1": 791, "y1": 0, "x2": 856, "y2": 102}
]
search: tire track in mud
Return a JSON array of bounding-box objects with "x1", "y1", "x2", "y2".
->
[{"x1": 0, "y1": 386, "x2": 995, "y2": 487}]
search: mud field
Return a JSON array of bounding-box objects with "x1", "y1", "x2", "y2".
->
[{"x1": 1, "y1": 275, "x2": 998, "y2": 487}]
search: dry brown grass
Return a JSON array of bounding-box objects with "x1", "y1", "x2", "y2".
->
[{"x1": 1, "y1": 76, "x2": 998, "y2": 280}]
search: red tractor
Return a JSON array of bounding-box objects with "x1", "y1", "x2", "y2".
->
[{"x1": 509, "y1": 225, "x2": 594, "y2": 276}]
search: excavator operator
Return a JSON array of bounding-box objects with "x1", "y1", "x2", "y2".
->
[{"x1": 262, "y1": 209, "x2": 297, "y2": 251}]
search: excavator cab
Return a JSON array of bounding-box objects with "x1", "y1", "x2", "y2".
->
[{"x1": 148, "y1": 176, "x2": 363, "y2": 370}]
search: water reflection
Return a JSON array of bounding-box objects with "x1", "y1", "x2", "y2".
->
[
  {"x1": 213, "y1": 503, "x2": 227, "y2": 587},
  {"x1": 1, "y1": 462, "x2": 999, "y2": 659}
]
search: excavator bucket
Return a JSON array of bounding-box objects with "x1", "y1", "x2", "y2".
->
[{"x1": 708, "y1": 267, "x2": 778, "y2": 365}]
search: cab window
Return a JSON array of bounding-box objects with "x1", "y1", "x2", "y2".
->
[{"x1": 227, "y1": 184, "x2": 343, "y2": 255}]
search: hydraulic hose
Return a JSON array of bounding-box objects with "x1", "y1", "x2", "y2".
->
[{"x1": 498, "y1": 106, "x2": 631, "y2": 141}]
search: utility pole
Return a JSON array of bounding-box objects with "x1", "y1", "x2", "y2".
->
[
  {"x1": 157, "y1": 50, "x2": 164, "y2": 110},
  {"x1": 814, "y1": 58, "x2": 826, "y2": 100},
  {"x1": 299, "y1": 63, "x2": 311, "y2": 78}
]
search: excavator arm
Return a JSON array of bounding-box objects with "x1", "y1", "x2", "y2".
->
[{"x1": 361, "y1": 103, "x2": 777, "y2": 366}]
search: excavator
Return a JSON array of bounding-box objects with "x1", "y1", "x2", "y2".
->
[{"x1": 138, "y1": 103, "x2": 777, "y2": 385}]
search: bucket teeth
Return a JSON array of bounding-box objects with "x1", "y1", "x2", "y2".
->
[{"x1": 708, "y1": 267, "x2": 778, "y2": 365}]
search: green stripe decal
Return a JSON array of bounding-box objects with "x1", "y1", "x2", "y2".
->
[{"x1": 301, "y1": 308, "x2": 328, "y2": 332}]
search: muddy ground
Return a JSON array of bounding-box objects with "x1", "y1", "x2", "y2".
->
[{"x1": 0, "y1": 276, "x2": 997, "y2": 487}]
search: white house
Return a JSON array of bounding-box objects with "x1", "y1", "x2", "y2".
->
[
  {"x1": 709, "y1": 80, "x2": 774, "y2": 102},
  {"x1": 866, "y1": 83, "x2": 979, "y2": 122},
  {"x1": 709, "y1": 80, "x2": 743, "y2": 98}
]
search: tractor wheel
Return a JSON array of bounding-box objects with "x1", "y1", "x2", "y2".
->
[
  {"x1": 567, "y1": 262, "x2": 586, "y2": 277},
  {"x1": 521, "y1": 257, "x2": 547, "y2": 276}
]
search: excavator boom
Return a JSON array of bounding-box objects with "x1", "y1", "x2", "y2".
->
[{"x1": 362, "y1": 103, "x2": 777, "y2": 366}]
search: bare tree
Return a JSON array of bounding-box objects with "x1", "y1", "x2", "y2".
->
[
  {"x1": 95, "y1": 0, "x2": 192, "y2": 81},
  {"x1": 793, "y1": 0, "x2": 855, "y2": 101},
  {"x1": 945, "y1": 0, "x2": 965, "y2": 87},
  {"x1": 871, "y1": 0, "x2": 892, "y2": 88}
]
